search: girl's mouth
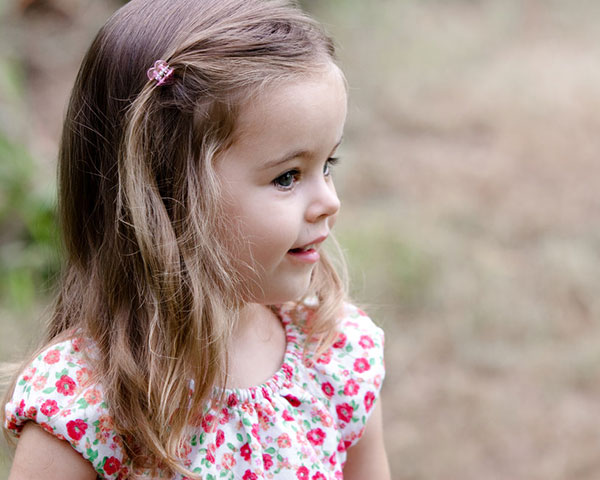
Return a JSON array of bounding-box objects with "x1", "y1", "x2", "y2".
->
[{"x1": 287, "y1": 244, "x2": 320, "y2": 263}]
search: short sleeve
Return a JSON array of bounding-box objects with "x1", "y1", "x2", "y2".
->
[
  {"x1": 312, "y1": 304, "x2": 385, "y2": 450},
  {"x1": 4, "y1": 339, "x2": 127, "y2": 479}
]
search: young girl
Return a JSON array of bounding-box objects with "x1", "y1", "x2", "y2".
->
[{"x1": 3, "y1": 0, "x2": 389, "y2": 478}]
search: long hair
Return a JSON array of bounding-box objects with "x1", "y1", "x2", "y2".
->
[{"x1": 3, "y1": 0, "x2": 346, "y2": 476}]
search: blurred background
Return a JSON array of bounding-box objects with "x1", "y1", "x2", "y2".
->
[{"x1": 1, "y1": 0, "x2": 600, "y2": 478}]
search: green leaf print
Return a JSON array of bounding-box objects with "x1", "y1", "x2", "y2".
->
[
  {"x1": 303, "y1": 419, "x2": 311, "y2": 429},
  {"x1": 265, "y1": 447, "x2": 276, "y2": 454},
  {"x1": 42, "y1": 387, "x2": 55, "y2": 394},
  {"x1": 207, "y1": 474, "x2": 216, "y2": 480},
  {"x1": 236, "y1": 433, "x2": 243, "y2": 443},
  {"x1": 86, "y1": 448, "x2": 98, "y2": 462},
  {"x1": 191, "y1": 434, "x2": 197, "y2": 446},
  {"x1": 345, "y1": 344, "x2": 353, "y2": 353},
  {"x1": 242, "y1": 417, "x2": 252, "y2": 427},
  {"x1": 227, "y1": 442, "x2": 235, "y2": 450},
  {"x1": 77, "y1": 398, "x2": 88, "y2": 409}
]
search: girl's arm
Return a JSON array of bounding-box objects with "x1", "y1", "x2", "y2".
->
[
  {"x1": 9, "y1": 422, "x2": 97, "y2": 480},
  {"x1": 343, "y1": 399, "x2": 391, "y2": 480}
]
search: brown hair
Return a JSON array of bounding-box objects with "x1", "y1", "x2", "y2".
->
[{"x1": 3, "y1": 0, "x2": 346, "y2": 476}]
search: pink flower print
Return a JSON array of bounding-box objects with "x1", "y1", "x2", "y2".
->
[
  {"x1": 71, "y1": 337, "x2": 82, "y2": 352},
  {"x1": 243, "y1": 470, "x2": 258, "y2": 480},
  {"x1": 263, "y1": 453, "x2": 273, "y2": 470},
  {"x1": 282, "y1": 410, "x2": 294, "y2": 421},
  {"x1": 282, "y1": 363, "x2": 294, "y2": 380},
  {"x1": 216, "y1": 429, "x2": 225, "y2": 448},
  {"x1": 251, "y1": 423, "x2": 261, "y2": 440},
  {"x1": 364, "y1": 391, "x2": 376, "y2": 412},
  {"x1": 40, "y1": 399, "x2": 59, "y2": 417},
  {"x1": 240, "y1": 443, "x2": 252, "y2": 462},
  {"x1": 321, "y1": 381, "x2": 334, "y2": 397},
  {"x1": 66, "y1": 419, "x2": 88, "y2": 440},
  {"x1": 306, "y1": 428, "x2": 326, "y2": 446},
  {"x1": 359, "y1": 334, "x2": 375, "y2": 349},
  {"x1": 277, "y1": 433, "x2": 291, "y2": 448},
  {"x1": 283, "y1": 394, "x2": 301, "y2": 407},
  {"x1": 353, "y1": 358, "x2": 370, "y2": 373},
  {"x1": 75, "y1": 367, "x2": 92, "y2": 387},
  {"x1": 25, "y1": 406, "x2": 37, "y2": 420},
  {"x1": 39, "y1": 422, "x2": 54, "y2": 436},
  {"x1": 222, "y1": 453, "x2": 236, "y2": 469},
  {"x1": 83, "y1": 388, "x2": 102, "y2": 405},
  {"x1": 336, "y1": 403, "x2": 354, "y2": 423},
  {"x1": 297, "y1": 466, "x2": 310, "y2": 480},
  {"x1": 33, "y1": 375, "x2": 47, "y2": 391},
  {"x1": 22, "y1": 366, "x2": 36, "y2": 382},
  {"x1": 103, "y1": 456, "x2": 121, "y2": 476},
  {"x1": 241, "y1": 401, "x2": 255, "y2": 415},
  {"x1": 316, "y1": 349, "x2": 332, "y2": 365},
  {"x1": 374, "y1": 374, "x2": 382, "y2": 388},
  {"x1": 333, "y1": 332, "x2": 347, "y2": 349},
  {"x1": 343, "y1": 379, "x2": 360, "y2": 396},
  {"x1": 219, "y1": 407, "x2": 231, "y2": 424},
  {"x1": 56, "y1": 375, "x2": 76, "y2": 396},
  {"x1": 43, "y1": 349, "x2": 60, "y2": 364},
  {"x1": 98, "y1": 414, "x2": 114, "y2": 433},
  {"x1": 313, "y1": 473, "x2": 327, "y2": 480}
]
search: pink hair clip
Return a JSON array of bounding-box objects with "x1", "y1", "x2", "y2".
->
[{"x1": 147, "y1": 60, "x2": 174, "y2": 86}]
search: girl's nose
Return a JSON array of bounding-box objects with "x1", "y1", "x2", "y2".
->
[{"x1": 305, "y1": 177, "x2": 341, "y2": 223}]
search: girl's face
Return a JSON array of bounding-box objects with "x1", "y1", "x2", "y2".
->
[{"x1": 216, "y1": 63, "x2": 347, "y2": 305}]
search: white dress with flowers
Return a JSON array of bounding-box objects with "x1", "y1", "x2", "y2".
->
[{"x1": 5, "y1": 303, "x2": 385, "y2": 479}]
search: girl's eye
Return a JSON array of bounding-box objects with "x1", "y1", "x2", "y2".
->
[
  {"x1": 273, "y1": 170, "x2": 300, "y2": 190},
  {"x1": 323, "y1": 157, "x2": 340, "y2": 176}
]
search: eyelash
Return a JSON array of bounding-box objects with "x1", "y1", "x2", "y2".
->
[{"x1": 273, "y1": 157, "x2": 340, "y2": 191}]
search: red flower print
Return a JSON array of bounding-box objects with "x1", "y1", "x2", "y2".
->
[
  {"x1": 220, "y1": 407, "x2": 231, "y2": 424},
  {"x1": 202, "y1": 413, "x2": 216, "y2": 432},
  {"x1": 25, "y1": 406, "x2": 37, "y2": 420},
  {"x1": 364, "y1": 391, "x2": 376, "y2": 412},
  {"x1": 336, "y1": 403, "x2": 353, "y2": 423},
  {"x1": 16, "y1": 399, "x2": 25, "y2": 417},
  {"x1": 316, "y1": 350, "x2": 332, "y2": 365},
  {"x1": 282, "y1": 410, "x2": 294, "y2": 421},
  {"x1": 71, "y1": 337, "x2": 82, "y2": 352},
  {"x1": 353, "y1": 357, "x2": 370, "y2": 373},
  {"x1": 22, "y1": 366, "x2": 36, "y2": 382},
  {"x1": 56, "y1": 375, "x2": 76, "y2": 396},
  {"x1": 103, "y1": 456, "x2": 121, "y2": 475},
  {"x1": 277, "y1": 433, "x2": 291, "y2": 448},
  {"x1": 39, "y1": 422, "x2": 54, "y2": 435},
  {"x1": 306, "y1": 428, "x2": 326, "y2": 446},
  {"x1": 359, "y1": 334, "x2": 375, "y2": 349},
  {"x1": 206, "y1": 444, "x2": 216, "y2": 464},
  {"x1": 240, "y1": 443, "x2": 252, "y2": 462},
  {"x1": 333, "y1": 333, "x2": 347, "y2": 349},
  {"x1": 321, "y1": 381, "x2": 334, "y2": 397},
  {"x1": 297, "y1": 466, "x2": 309, "y2": 480},
  {"x1": 313, "y1": 473, "x2": 327, "y2": 480},
  {"x1": 227, "y1": 393, "x2": 238, "y2": 407},
  {"x1": 43, "y1": 350, "x2": 60, "y2": 364},
  {"x1": 343, "y1": 379, "x2": 360, "y2": 396},
  {"x1": 40, "y1": 400, "x2": 59, "y2": 417},
  {"x1": 283, "y1": 394, "x2": 301, "y2": 407},
  {"x1": 216, "y1": 429, "x2": 225, "y2": 448},
  {"x1": 243, "y1": 470, "x2": 258, "y2": 480},
  {"x1": 66, "y1": 419, "x2": 88, "y2": 440},
  {"x1": 263, "y1": 453, "x2": 273, "y2": 470}
]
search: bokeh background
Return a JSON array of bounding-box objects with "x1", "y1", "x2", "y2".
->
[{"x1": 1, "y1": 0, "x2": 600, "y2": 478}]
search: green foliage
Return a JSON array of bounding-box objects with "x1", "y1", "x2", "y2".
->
[{"x1": 0, "y1": 133, "x2": 60, "y2": 310}]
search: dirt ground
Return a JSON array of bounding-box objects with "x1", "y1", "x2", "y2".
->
[{"x1": 2, "y1": 0, "x2": 600, "y2": 478}]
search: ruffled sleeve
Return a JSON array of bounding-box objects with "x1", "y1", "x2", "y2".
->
[
  {"x1": 4, "y1": 339, "x2": 128, "y2": 479},
  {"x1": 309, "y1": 303, "x2": 385, "y2": 450}
]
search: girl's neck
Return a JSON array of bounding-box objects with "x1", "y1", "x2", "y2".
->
[{"x1": 226, "y1": 303, "x2": 287, "y2": 389}]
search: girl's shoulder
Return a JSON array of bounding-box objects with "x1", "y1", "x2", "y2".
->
[
  {"x1": 4, "y1": 338, "x2": 125, "y2": 478},
  {"x1": 280, "y1": 302, "x2": 386, "y2": 450}
]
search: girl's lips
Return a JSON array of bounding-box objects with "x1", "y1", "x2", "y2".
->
[{"x1": 287, "y1": 248, "x2": 320, "y2": 263}]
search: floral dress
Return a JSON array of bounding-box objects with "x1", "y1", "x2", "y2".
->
[{"x1": 5, "y1": 303, "x2": 385, "y2": 479}]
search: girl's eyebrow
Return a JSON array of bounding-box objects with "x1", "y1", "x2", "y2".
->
[{"x1": 261, "y1": 137, "x2": 343, "y2": 170}]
